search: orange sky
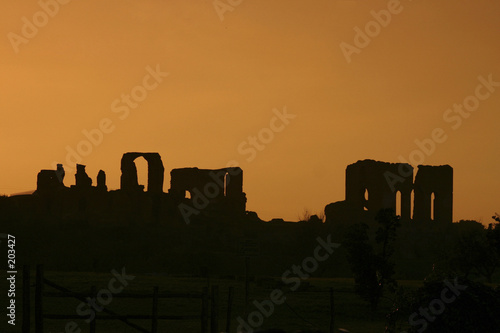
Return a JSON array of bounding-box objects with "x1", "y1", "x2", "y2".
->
[{"x1": 1, "y1": 0, "x2": 499, "y2": 223}]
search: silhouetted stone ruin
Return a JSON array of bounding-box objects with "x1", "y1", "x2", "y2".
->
[
  {"x1": 56, "y1": 163, "x2": 65, "y2": 183},
  {"x1": 36, "y1": 164, "x2": 65, "y2": 194},
  {"x1": 96, "y1": 170, "x2": 107, "y2": 191},
  {"x1": 20, "y1": 156, "x2": 454, "y2": 225},
  {"x1": 346, "y1": 160, "x2": 414, "y2": 219},
  {"x1": 325, "y1": 160, "x2": 453, "y2": 224},
  {"x1": 413, "y1": 165, "x2": 453, "y2": 223},
  {"x1": 120, "y1": 152, "x2": 164, "y2": 193},
  {"x1": 24, "y1": 152, "x2": 247, "y2": 223},
  {"x1": 3, "y1": 156, "x2": 465, "y2": 280},
  {"x1": 169, "y1": 167, "x2": 246, "y2": 216},
  {"x1": 74, "y1": 164, "x2": 92, "y2": 189}
]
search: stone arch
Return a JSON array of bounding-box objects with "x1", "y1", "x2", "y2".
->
[
  {"x1": 345, "y1": 160, "x2": 413, "y2": 219},
  {"x1": 120, "y1": 152, "x2": 164, "y2": 193},
  {"x1": 413, "y1": 165, "x2": 452, "y2": 223}
]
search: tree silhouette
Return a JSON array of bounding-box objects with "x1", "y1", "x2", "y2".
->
[
  {"x1": 344, "y1": 208, "x2": 400, "y2": 310},
  {"x1": 455, "y1": 231, "x2": 497, "y2": 282},
  {"x1": 387, "y1": 275, "x2": 500, "y2": 333},
  {"x1": 451, "y1": 218, "x2": 500, "y2": 282}
]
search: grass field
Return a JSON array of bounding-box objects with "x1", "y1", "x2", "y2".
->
[{"x1": 0, "y1": 268, "x2": 426, "y2": 333}]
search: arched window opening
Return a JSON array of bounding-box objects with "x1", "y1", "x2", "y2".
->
[
  {"x1": 134, "y1": 157, "x2": 148, "y2": 191},
  {"x1": 431, "y1": 192, "x2": 435, "y2": 221},
  {"x1": 224, "y1": 172, "x2": 229, "y2": 196},
  {"x1": 410, "y1": 189, "x2": 414, "y2": 220},
  {"x1": 396, "y1": 191, "x2": 402, "y2": 217},
  {"x1": 363, "y1": 188, "x2": 369, "y2": 211}
]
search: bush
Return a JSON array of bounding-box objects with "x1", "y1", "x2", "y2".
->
[{"x1": 386, "y1": 273, "x2": 500, "y2": 332}]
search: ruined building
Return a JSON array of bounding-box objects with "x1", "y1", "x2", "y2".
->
[
  {"x1": 325, "y1": 160, "x2": 453, "y2": 224},
  {"x1": 31, "y1": 152, "x2": 247, "y2": 223},
  {"x1": 120, "y1": 152, "x2": 164, "y2": 193},
  {"x1": 25, "y1": 157, "x2": 453, "y2": 225},
  {"x1": 169, "y1": 167, "x2": 246, "y2": 216},
  {"x1": 36, "y1": 164, "x2": 65, "y2": 194}
]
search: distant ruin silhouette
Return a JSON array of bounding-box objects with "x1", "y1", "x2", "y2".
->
[
  {"x1": 121, "y1": 152, "x2": 164, "y2": 193},
  {"x1": 1, "y1": 155, "x2": 459, "y2": 278},
  {"x1": 169, "y1": 167, "x2": 246, "y2": 215},
  {"x1": 74, "y1": 164, "x2": 93, "y2": 189},
  {"x1": 13, "y1": 155, "x2": 454, "y2": 224},
  {"x1": 325, "y1": 160, "x2": 453, "y2": 224},
  {"x1": 29, "y1": 152, "x2": 247, "y2": 224}
]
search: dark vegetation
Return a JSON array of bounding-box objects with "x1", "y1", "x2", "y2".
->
[{"x1": 1, "y1": 192, "x2": 500, "y2": 332}]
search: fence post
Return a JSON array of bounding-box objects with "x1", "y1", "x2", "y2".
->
[
  {"x1": 35, "y1": 264, "x2": 43, "y2": 333},
  {"x1": 225, "y1": 286, "x2": 233, "y2": 333},
  {"x1": 90, "y1": 286, "x2": 97, "y2": 333},
  {"x1": 22, "y1": 265, "x2": 30, "y2": 333},
  {"x1": 201, "y1": 266, "x2": 210, "y2": 290},
  {"x1": 210, "y1": 285, "x2": 219, "y2": 333},
  {"x1": 151, "y1": 286, "x2": 159, "y2": 333},
  {"x1": 329, "y1": 287, "x2": 335, "y2": 333},
  {"x1": 201, "y1": 286, "x2": 209, "y2": 333},
  {"x1": 244, "y1": 256, "x2": 249, "y2": 316}
]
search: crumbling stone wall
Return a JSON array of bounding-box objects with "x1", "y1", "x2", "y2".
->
[
  {"x1": 346, "y1": 160, "x2": 414, "y2": 221},
  {"x1": 75, "y1": 164, "x2": 92, "y2": 189},
  {"x1": 120, "y1": 152, "x2": 164, "y2": 193},
  {"x1": 169, "y1": 167, "x2": 246, "y2": 215},
  {"x1": 326, "y1": 160, "x2": 453, "y2": 224},
  {"x1": 170, "y1": 168, "x2": 222, "y2": 199},
  {"x1": 96, "y1": 170, "x2": 107, "y2": 191},
  {"x1": 413, "y1": 165, "x2": 453, "y2": 222},
  {"x1": 36, "y1": 165, "x2": 65, "y2": 194},
  {"x1": 36, "y1": 170, "x2": 64, "y2": 193},
  {"x1": 170, "y1": 167, "x2": 242, "y2": 198}
]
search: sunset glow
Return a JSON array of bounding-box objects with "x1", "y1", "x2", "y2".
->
[{"x1": 1, "y1": 0, "x2": 499, "y2": 223}]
